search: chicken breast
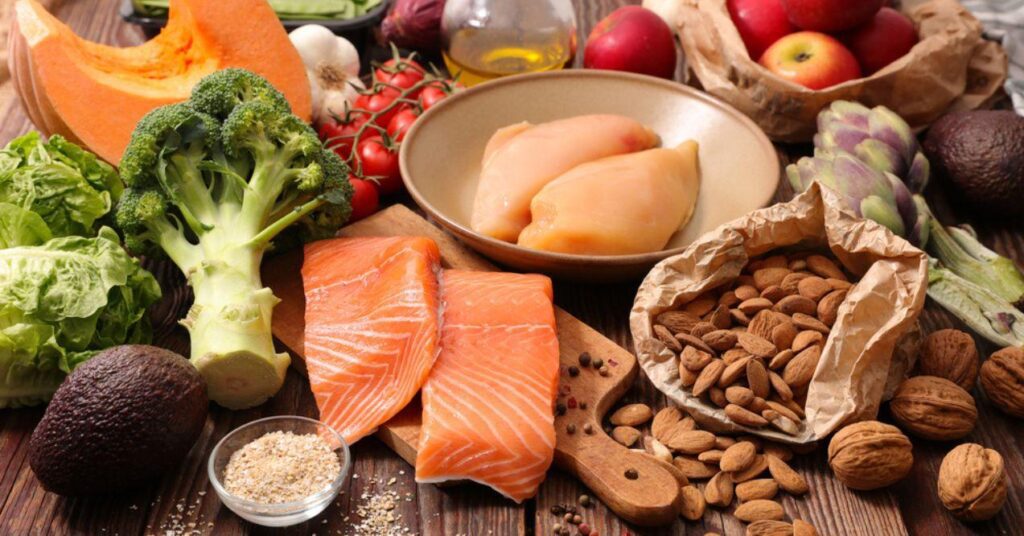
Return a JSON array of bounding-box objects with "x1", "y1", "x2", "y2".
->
[
  {"x1": 517, "y1": 140, "x2": 700, "y2": 255},
  {"x1": 471, "y1": 115, "x2": 659, "y2": 242}
]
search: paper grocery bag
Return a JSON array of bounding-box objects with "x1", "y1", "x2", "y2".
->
[
  {"x1": 630, "y1": 184, "x2": 928, "y2": 443},
  {"x1": 673, "y1": 0, "x2": 1008, "y2": 142}
]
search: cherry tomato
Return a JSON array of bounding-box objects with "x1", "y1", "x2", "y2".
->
[
  {"x1": 374, "y1": 58, "x2": 427, "y2": 95},
  {"x1": 317, "y1": 116, "x2": 368, "y2": 159},
  {"x1": 386, "y1": 108, "x2": 419, "y2": 142},
  {"x1": 356, "y1": 137, "x2": 402, "y2": 195},
  {"x1": 354, "y1": 86, "x2": 401, "y2": 127},
  {"x1": 348, "y1": 177, "x2": 380, "y2": 222},
  {"x1": 418, "y1": 84, "x2": 448, "y2": 111}
]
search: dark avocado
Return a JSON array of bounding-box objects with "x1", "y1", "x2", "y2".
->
[
  {"x1": 28, "y1": 345, "x2": 208, "y2": 496},
  {"x1": 923, "y1": 110, "x2": 1024, "y2": 218}
]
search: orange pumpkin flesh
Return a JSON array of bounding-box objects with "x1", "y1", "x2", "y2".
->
[{"x1": 9, "y1": 0, "x2": 312, "y2": 164}]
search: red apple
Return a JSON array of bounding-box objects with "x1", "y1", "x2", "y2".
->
[
  {"x1": 840, "y1": 8, "x2": 918, "y2": 74},
  {"x1": 759, "y1": 31, "x2": 861, "y2": 90},
  {"x1": 780, "y1": 0, "x2": 884, "y2": 33},
  {"x1": 584, "y1": 6, "x2": 677, "y2": 79},
  {"x1": 728, "y1": 0, "x2": 796, "y2": 60}
]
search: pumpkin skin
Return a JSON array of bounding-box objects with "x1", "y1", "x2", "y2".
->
[{"x1": 8, "y1": 0, "x2": 312, "y2": 164}]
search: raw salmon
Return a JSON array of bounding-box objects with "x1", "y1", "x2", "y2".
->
[
  {"x1": 302, "y1": 236, "x2": 441, "y2": 444},
  {"x1": 416, "y1": 270, "x2": 560, "y2": 502}
]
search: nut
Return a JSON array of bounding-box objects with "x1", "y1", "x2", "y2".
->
[
  {"x1": 709, "y1": 387, "x2": 728, "y2": 408},
  {"x1": 653, "y1": 324, "x2": 683, "y2": 352},
  {"x1": 703, "y1": 329, "x2": 738, "y2": 352},
  {"x1": 739, "y1": 297, "x2": 775, "y2": 316},
  {"x1": 770, "y1": 322, "x2": 798, "y2": 352},
  {"x1": 768, "y1": 371, "x2": 793, "y2": 401},
  {"x1": 782, "y1": 345, "x2": 821, "y2": 390},
  {"x1": 609, "y1": 403, "x2": 653, "y2": 427},
  {"x1": 680, "y1": 484, "x2": 706, "y2": 520},
  {"x1": 816, "y1": 289, "x2": 847, "y2": 327},
  {"x1": 889, "y1": 376, "x2": 977, "y2": 440},
  {"x1": 827, "y1": 421, "x2": 913, "y2": 490},
  {"x1": 677, "y1": 332, "x2": 715, "y2": 354},
  {"x1": 748, "y1": 310, "x2": 785, "y2": 342},
  {"x1": 746, "y1": 520, "x2": 793, "y2": 536},
  {"x1": 781, "y1": 272, "x2": 810, "y2": 294},
  {"x1": 791, "y1": 331, "x2": 823, "y2": 353},
  {"x1": 916, "y1": 329, "x2": 979, "y2": 391},
  {"x1": 720, "y1": 441, "x2": 757, "y2": 473},
  {"x1": 643, "y1": 436, "x2": 673, "y2": 463},
  {"x1": 725, "y1": 404, "x2": 768, "y2": 427},
  {"x1": 774, "y1": 295, "x2": 817, "y2": 316},
  {"x1": 715, "y1": 436, "x2": 737, "y2": 450},
  {"x1": 735, "y1": 478, "x2": 778, "y2": 502},
  {"x1": 753, "y1": 268, "x2": 791, "y2": 290},
  {"x1": 732, "y1": 454, "x2": 769, "y2": 483},
  {"x1": 693, "y1": 359, "x2": 726, "y2": 397},
  {"x1": 685, "y1": 296, "x2": 717, "y2": 317},
  {"x1": 734, "y1": 499, "x2": 784, "y2": 522},
  {"x1": 806, "y1": 254, "x2": 845, "y2": 280},
  {"x1": 674, "y1": 456, "x2": 717, "y2": 480},
  {"x1": 611, "y1": 426, "x2": 641, "y2": 447},
  {"x1": 760, "y1": 285, "x2": 788, "y2": 303},
  {"x1": 704, "y1": 471, "x2": 734, "y2": 507},
  {"x1": 765, "y1": 454, "x2": 808, "y2": 495},
  {"x1": 656, "y1": 310, "x2": 699, "y2": 334},
  {"x1": 691, "y1": 321, "x2": 717, "y2": 338},
  {"x1": 937, "y1": 443, "x2": 1007, "y2": 522},
  {"x1": 791, "y1": 313, "x2": 830, "y2": 334},
  {"x1": 737, "y1": 332, "x2": 777, "y2": 358},
  {"x1": 681, "y1": 345, "x2": 713, "y2": 371},
  {"x1": 768, "y1": 349, "x2": 796, "y2": 370},
  {"x1": 698, "y1": 449, "x2": 724, "y2": 464},
  {"x1": 797, "y1": 276, "x2": 831, "y2": 301},
  {"x1": 793, "y1": 520, "x2": 818, "y2": 536},
  {"x1": 651, "y1": 407, "x2": 683, "y2": 439},
  {"x1": 746, "y1": 359, "x2": 771, "y2": 398},
  {"x1": 979, "y1": 346, "x2": 1024, "y2": 418},
  {"x1": 725, "y1": 385, "x2": 755, "y2": 406},
  {"x1": 665, "y1": 430, "x2": 717, "y2": 455},
  {"x1": 719, "y1": 356, "x2": 752, "y2": 388},
  {"x1": 735, "y1": 285, "x2": 760, "y2": 301},
  {"x1": 679, "y1": 362, "x2": 698, "y2": 387}
]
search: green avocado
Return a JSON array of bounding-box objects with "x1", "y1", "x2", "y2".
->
[
  {"x1": 923, "y1": 110, "x2": 1024, "y2": 217},
  {"x1": 28, "y1": 345, "x2": 208, "y2": 496}
]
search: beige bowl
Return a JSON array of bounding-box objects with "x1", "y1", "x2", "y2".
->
[{"x1": 399, "y1": 70, "x2": 779, "y2": 282}]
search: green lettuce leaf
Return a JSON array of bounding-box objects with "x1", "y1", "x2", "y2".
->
[{"x1": 0, "y1": 203, "x2": 52, "y2": 248}]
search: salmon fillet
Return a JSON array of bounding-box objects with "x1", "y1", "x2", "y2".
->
[
  {"x1": 302, "y1": 237, "x2": 441, "y2": 444},
  {"x1": 416, "y1": 270, "x2": 560, "y2": 502}
]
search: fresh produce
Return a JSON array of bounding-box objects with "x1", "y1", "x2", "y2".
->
[
  {"x1": 381, "y1": 0, "x2": 446, "y2": 53},
  {"x1": 779, "y1": 0, "x2": 884, "y2": 33},
  {"x1": 0, "y1": 133, "x2": 159, "y2": 408},
  {"x1": 758, "y1": 32, "x2": 861, "y2": 90},
  {"x1": 471, "y1": 115, "x2": 658, "y2": 243},
  {"x1": 840, "y1": 7, "x2": 918, "y2": 75},
  {"x1": 9, "y1": 0, "x2": 311, "y2": 165},
  {"x1": 888, "y1": 376, "x2": 977, "y2": 441},
  {"x1": 827, "y1": 421, "x2": 913, "y2": 490},
  {"x1": 937, "y1": 443, "x2": 1008, "y2": 521},
  {"x1": 979, "y1": 347, "x2": 1024, "y2": 418},
  {"x1": 923, "y1": 110, "x2": 1024, "y2": 218},
  {"x1": 584, "y1": 6, "x2": 678, "y2": 80},
  {"x1": 914, "y1": 329, "x2": 978, "y2": 392},
  {"x1": 28, "y1": 345, "x2": 207, "y2": 496},
  {"x1": 727, "y1": 0, "x2": 795, "y2": 60},
  {"x1": 302, "y1": 237, "x2": 441, "y2": 443},
  {"x1": 114, "y1": 69, "x2": 353, "y2": 410},
  {"x1": 788, "y1": 101, "x2": 1024, "y2": 348},
  {"x1": 356, "y1": 137, "x2": 402, "y2": 195},
  {"x1": 289, "y1": 25, "x2": 365, "y2": 127},
  {"x1": 416, "y1": 270, "x2": 559, "y2": 503},
  {"x1": 517, "y1": 141, "x2": 701, "y2": 255},
  {"x1": 348, "y1": 177, "x2": 380, "y2": 222},
  {"x1": 133, "y1": 0, "x2": 383, "y2": 19}
]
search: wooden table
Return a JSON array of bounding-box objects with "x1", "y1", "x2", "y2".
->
[{"x1": 1, "y1": 1, "x2": 1022, "y2": 534}]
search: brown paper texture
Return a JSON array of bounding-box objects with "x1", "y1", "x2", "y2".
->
[
  {"x1": 674, "y1": 0, "x2": 1009, "y2": 142},
  {"x1": 629, "y1": 184, "x2": 928, "y2": 443}
]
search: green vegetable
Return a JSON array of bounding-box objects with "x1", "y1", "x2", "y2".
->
[
  {"x1": 115, "y1": 69, "x2": 352, "y2": 409},
  {"x1": 132, "y1": 0, "x2": 383, "y2": 20},
  {"x1": 0, "y1": 228, "x2": 161, "y2": 408}
]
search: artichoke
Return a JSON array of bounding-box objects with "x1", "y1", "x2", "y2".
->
[{"x1": 814, "y1": 101, "x2": 930, "y2": 193}]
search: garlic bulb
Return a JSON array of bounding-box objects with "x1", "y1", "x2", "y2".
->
[{"x1": 289, "y1": 25, "x2": 363, "y2": 125}]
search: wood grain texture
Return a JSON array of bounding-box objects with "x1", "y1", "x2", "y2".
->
[{"x1": 0, "y1": 0, "x2": 1021, "y2": 534}]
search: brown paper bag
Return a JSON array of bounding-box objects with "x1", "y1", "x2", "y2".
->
[
  {"x1": 629, "y1": 184, "x2": 928, "y2": 443},
  {"x1": 674, "y1": 0, "x2": 1008, "y2": 142}
]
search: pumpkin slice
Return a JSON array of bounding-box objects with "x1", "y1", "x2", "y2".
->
[{"x1": 9, "y1": 0, "x2": 312, "y2": 164}]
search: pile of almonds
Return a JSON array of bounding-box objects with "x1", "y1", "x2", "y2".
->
[
  {"x1": 652, "y1": 252, "x2": 853, "y2": 435},
  {"x1": 608, "y1": 403, "x2": 818, "y2": 535}
]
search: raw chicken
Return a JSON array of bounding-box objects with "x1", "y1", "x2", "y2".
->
[
  {"x1": 518, "y1": 140, "x2": 700, "y2": 255},
  {"x1": 471, "y1": 115, "x2": 659, "y2": 242}
]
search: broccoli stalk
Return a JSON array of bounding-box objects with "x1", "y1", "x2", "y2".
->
[{"x1": 116, "y1": 70, "x2": 352, "y2": 409}]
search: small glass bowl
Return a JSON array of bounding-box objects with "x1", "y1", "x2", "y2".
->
[{"x1": 208, "y1": 416, "x2": 350, "y2": 527}]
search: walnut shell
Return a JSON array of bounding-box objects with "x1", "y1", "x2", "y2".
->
[
  {"x1": 827, "y1": 421, "x2": 913, "y2": 490},
  {"x1": 979, "y1": 347, "x2": 1024, "y2": 418},
  {"x1": 889, "y1": 376, "x2": 977, "y2": 441},
  {"x1": 938, "y1": 443, "x2": 1007, "y2": 521},
  {"x1": 917, "y1": 329, "x2": 979, "y2": 391}
]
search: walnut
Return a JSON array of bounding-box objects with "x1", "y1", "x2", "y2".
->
[
  {"x1": 888, "y1": 376, "x2": 977, "y2": 440},
  {"x1": 938, "y1": 443, "x2": 1007, "y2": 521},
  {"x1": 916, "y1": 329, "x2": 979, "y2": 391},
  {"x1": 979, "y1": 346, "x2": 1024, "y2": 418},
  {"x1": 827, "y1": 421, "x2": 913, "y2": 490}
]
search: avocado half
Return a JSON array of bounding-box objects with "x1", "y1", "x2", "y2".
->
[
  {"x1": 923, "y1": 110, "x2": 1024, "y2": 218},
  {"x1": 28, "y1": 345, "x2": 208, "y2": 496}
]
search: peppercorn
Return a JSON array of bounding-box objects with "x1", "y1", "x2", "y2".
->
[
  {"x1": 566, "y1": 423, "x2": 576, "y2": 434},
  {"x1": 568, "y1": 365, "x2": 580, "y2": 377},
  {"x1": 550, "y1": 505, "x2": 564, "y2": 516},
  {"x1": 579, "y1": 523, "x2": 591, "y2": 535},
  {"x1": 579, "y1": 494, "x2": 592, "y2": 507},
  {"x1": 625, "y1": 468, "x2": 638, "y2": 480},
  {"x1": 599, "y1": 366, "x2": 610, "y2": 376},
  {"x1": 580, "y1": 402, "x2": 588, "y2": 410},
  {"x1": 592, "y1": 358, "x2": 604, "y2": 369},
  {"x1": 563, "y1": 513, "x2": 573, "y2": 524},
  {"x1": 555, "y1": 403, "x2": 567, "y2": 416},
  {"x1": 583, "y1": 423, "x2": 594, "y2": 435},
  {"x1": 572, "y1": 514, "x2": 583, "y2": 525},
  {"x1": 551, "y1": 524, "x2": 562, "y2": 535},
  {"x1": 579, "y1": 352, "x2": 592, "y2": 367}
]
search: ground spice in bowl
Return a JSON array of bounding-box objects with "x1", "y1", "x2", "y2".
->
[{"x1": 222, "y1": 430, "x2": 341, "y2": 504}]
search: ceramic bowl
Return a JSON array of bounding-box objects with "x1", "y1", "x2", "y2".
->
[{"x1": 400, "y1": 70, "x2": 779, "y2": 282}]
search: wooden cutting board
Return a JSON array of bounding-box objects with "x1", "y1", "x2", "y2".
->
[{"x1": 263, "y1": 205, "x2": 684, "y2": 526}]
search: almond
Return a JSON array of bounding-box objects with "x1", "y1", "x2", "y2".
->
[
  {"x1": 698, "y1": 449, "x2": 725, "y2": 464},
  {"x1": 789, "y1": 258, "x2": 807, "y2": 271},
  {"x1": 771, "y1": 397, "x2": 806, "y2": 419},
  {"x1": 733, "y1": 454, "x2": 769, "y2": 483},
  {"x1": 681, "y1": 345, "x2": 714, "y2": 371},
  {"x1": 817, "y1": 289, "x2": 847, "y2": 327},
  {"x1": 783, "y1": 345, "x2": 822, "y2": 390},
  {"x1": 747, "y1": 520, "x2": 794, "y2": 536},
  {"x1": 704, "y1": 471, "x2": 734, "y2": 507},
  {"x1": 793, "y1": 520, "x2": 818, "y2": 536},
  {"x1": 719, "y1": 356, "x2": 752, "y2": 387},
  {"x1": 735, "y1": 478, "x2": 779, "y2": 502},
  {"x1": 768, "y1": 371, "x2": 793, "y2": 401},
  {"x1": 766, "y1": 454, "x2": 809, "y2": 495},
  {"x1": 651, "y1": 406, "x2": 683, "y2": 440},
  {"x1": 715, "y1": 436, "x2": 737, "y2": 450},
  {"x1": 774, "y1": 295, "x2": 817, "y2": 316},
  {"x1": 781, "y1": 272, "x2": 811, "y2": 294},
  {"x1": 731, "y1": 308, "x2": 751, "y2": 326},
  {"x1": 709, "y1": 387, "x2": 728, "y2": 408},
  {"x1": 769, "y1": 349, "x2": 796, "y2": 370},
  {"x1": 691, "y1": 321, "x2": 717, "y2": 338},
  {"x1": 680, "y1": 484, "x2": 706, "y2": 520},
  {"x1": 665, "y1": 430, "x2": 717, "y2": 455},
  {"x1": 760, "y1": 285, "x2": 788, "y2": 303},
  {"x1": 726, "y1": 403, "x2": 768, "y2": 427},
  {"x1": 674, "y1": 456, "x2": 718, "y2": 480},
  {"x1": 724, "y1": 348, "x2": 753, "y2": 364},
  {"x1": 703, "y1": 329, "x2": 738, "y2": 352},
  {"x1": 725, "y1": 385, "x2": 755, "y2": 406},
  {"x1": 797, "y1": 276, "x2": 832, "y2": 301},
  {"x1": 709, "y1": 304, "x2": 732, "y2": 329},
  {"x1": 766, "y1": 400, "x2": 801, "y2": 423},
  {"x1": 685, "y1": 295, "x2": 717, "y2": 317},
  {"x1": 827, "y1": 277, "x2": 852, "y2": 290},
  {"x1": 735, "y1": 499, "x2": 785, "y2": 522},
  {"x1": 760, "y1": 255, "x2": 788, "y2": 269},
  {"x1": 679, "y1": 362, "x2": 698, "y2": 387},
  {"x1": 749, "y1": 396, "x2": 768, "y2": 414},
  {"x1": 611, "y1": 426, "x2": 641, "y2": 447},
  {"x1": 747, "y1": 359, "x2": 771, "y2": 398},
  {"x1": 720, "y1": 441, "x2": 757, "y2": 473},
  {"x1": 770, "y1": 322, "x2": 798, "y2": 352},
  {"x1": 737, "y1": 332, "x2": 777, "y2": 358},
  {"x1": 677, "y1": 332, "x2": 716, "y2": 354},
  {"x1": 719, "y1": 290, "x2": 739, "y2": 308},
  {"x1": 748, "y1": 310, "x2": 784, "y2": 341},
  {"x1": 657, "y1": 310, "x2": 700, "y2": 334},
  {"x1": 764, "y1": 442, "x2": 794, "y2": 462},
  {"x1": 610, "y1": 403, "x2": 653, "y2": 427},
  {"x1": 791, "y1": 330, "x2": 824, "y2": 353},
  {"x1": 654, "y1": 324, "x2": 683, "y2": 352},
  {"x1": 792, "y1": 312, "x2": 830, "y2": 334},
  {"x1": 806, "y1": 255, "x2": 845, "y2": 280},
  {"x1": 739, "y1": 297, "x2": 774, "y2": 316},
  {"x1": 693, "y1": 359, "x2": 726, "y2": 397},
  {"x1": 753, "y1": 267, "x2": 791, "y2": 290},
  {"x1": 735, "y1": 285, "x2": 760, "y2": 301}
]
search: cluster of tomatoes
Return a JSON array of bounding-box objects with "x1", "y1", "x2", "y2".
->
[{"x1": 318, "y1": 56, "x2": 462, "y2": 221}]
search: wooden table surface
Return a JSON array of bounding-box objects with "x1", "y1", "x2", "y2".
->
[{"x1": 1, "y1": 1, "x2": 1022, "y2": 534}]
